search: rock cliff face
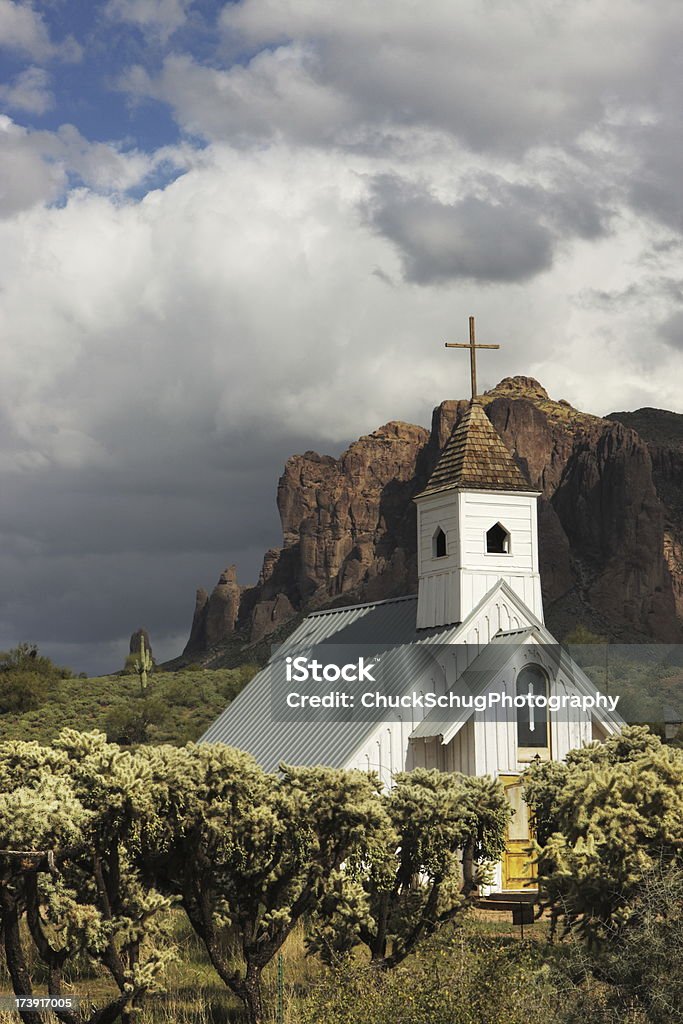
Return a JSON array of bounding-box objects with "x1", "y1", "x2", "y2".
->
[
  {"x1": 185, "y1": 566, "x2": 242, "y2": 652},
  {"x1": 184, "y1": 378, "x2": 682, "y2": 659},
  {"x1": 129, "y1": 628, "x2": 152, "y2": 657},
  {"x1": 607, "y1": 407, "x2": 683, "y2": 623}
]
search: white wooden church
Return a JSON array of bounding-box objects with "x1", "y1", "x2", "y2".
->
[{"x1": 202, "y1": 329, "x2": 623, "y2": 893}]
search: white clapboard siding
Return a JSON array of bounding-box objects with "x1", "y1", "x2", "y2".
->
[
  {"x1": 348, "y1": 718, "x2": 414, "y2": 788},
  {"x1": 342, "y1": 591, "x2": 618, "y2": 806},
  {"x1": 417, "y1": 488, "x2": 543, "y2": 627},
  {"x1": 442, "y1": 717, "x2": 476, "y2": 774}
]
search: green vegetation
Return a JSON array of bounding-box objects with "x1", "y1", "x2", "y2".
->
[
  {"x1": 0, "y1": 645, "x2": 681, "y2": 1022},
  {"x1": 0, "y1": 644, "x2": 76, "y2": 715},
  {"x1": 0, "y1": 646, "x2": 257, "y2": 746},
  {"x1": 0, "y1": 730, "x2": 175, "y2": 1023},
  {"x1": 301, "y1": 881, "x2": 683, "y2": 1024},
  {"x1": 524, "y1": 725, "x2": 683, "y2": 942},
  {"x1": 0, "y1": 733, "x2": 509, "y2": 1024},
  {"x1": 308, "y1": 771, "x2": 509, "y2": 967},
  {"x1": 139, "y1": 748, "x2": 391, "y2": 1023},
  {"x1": 0, "y1": 727, "x2": 680, "y2": 1021},
  {"x1": 1, "y1": 886, "x2": 680, "y2": 1024},
  {"x1": 561, "y1": 641, "x2": 683, "y2": 739}
]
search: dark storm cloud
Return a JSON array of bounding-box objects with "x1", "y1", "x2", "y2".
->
[
  {"x1": 1, "y1": 148, "x2": 461, "y2": 677},
  {"x1": 0, "y1": 422, "x2": 341, "y2": 674},
  {"x1": 365, "y1": 177, "x2": 556, "y2": 285},
  {"x1": 503, "y1": 180, "x2": 611, "y2": 243},
  {"x1": 626, "y1": 117, "x2": 683, "y2": 234},
  {"x1": 659, "y1": 310, "x2": 683, "y2": 351}
]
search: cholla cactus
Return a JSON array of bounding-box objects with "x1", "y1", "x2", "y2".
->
[
  {"x1": 0, "y1": 731, "x2": 175, "y2": 1023},
  {"x1": 134, "y1": 633, "x2": 153, "y2": 691}
]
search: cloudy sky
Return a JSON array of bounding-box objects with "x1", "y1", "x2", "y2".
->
[{"x1": 2, "y1": 0, "x2": 683, "y2": 673}]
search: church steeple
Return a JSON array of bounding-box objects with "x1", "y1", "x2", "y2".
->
[
  {"x1": 418, "y1": 401, "x2": 536, "y2": 498},
  {"x1": 414, "y1": 321, "x2": 543, "y2": 630}
]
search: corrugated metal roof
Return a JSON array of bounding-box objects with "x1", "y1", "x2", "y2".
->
[
  {"x1": 199, "y1": 595, "x2": 459, "y2": 771},
  {"x1": 417, "y1": 401, "x2": 536, "y2": 497},
  {"x1": 200, "y1": 583, "x2": 624, "y2": 770}
]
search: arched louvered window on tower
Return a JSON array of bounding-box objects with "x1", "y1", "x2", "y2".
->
[
  {"x1": 432, "y1": 527, "x2": 447, "y2": 558},
  {"x1": 486, "y1": 522, "x2": 510, "y2": 554}
]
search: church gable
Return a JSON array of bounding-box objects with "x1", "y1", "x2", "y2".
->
[
  {"x1": 411, "y1": 628, "x2": 621, "y2": 776},
  {"x1": 449, "y1": 578, "x2": 537, "y2": 645}
]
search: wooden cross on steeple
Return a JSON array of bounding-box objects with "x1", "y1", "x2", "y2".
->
[{"x1": 445, "y1": 316, "x2": 500, "y2": 400}]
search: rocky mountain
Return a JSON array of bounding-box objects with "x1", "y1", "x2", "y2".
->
[
  {"x1": 182, "y1": 377, "x2": 683, "y2": 665},
  {"x1": 607, "y1": 406, "x2": 683, "y2": 624}
]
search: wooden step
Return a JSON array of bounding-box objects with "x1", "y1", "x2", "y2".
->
[
  {"x1": 481, "y1": 891, "x2": 538, "y2": 905},
  {"x1": 476, "y1": 892, "x2": 538, "y2": 924}
]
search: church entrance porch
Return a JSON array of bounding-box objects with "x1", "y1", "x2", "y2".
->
[
  {"x1": 499, "y1": 773, "x2": 537, "y2": 892},
  {"x1": 476, "y1": 772, "x2": 538, "y2": 925}
]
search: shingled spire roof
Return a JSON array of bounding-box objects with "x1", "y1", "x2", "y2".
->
[{"x1": 418, "y1": 401, "x2": 536, "y2": 496}]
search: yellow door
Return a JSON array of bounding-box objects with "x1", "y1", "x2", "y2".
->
[{"x1": 499, "y1": 774, "x2": 537, "y2": 891}]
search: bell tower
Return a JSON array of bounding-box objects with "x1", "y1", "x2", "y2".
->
[{"x1": 414, "y1": 319, "x2": 543, "y2": 629}]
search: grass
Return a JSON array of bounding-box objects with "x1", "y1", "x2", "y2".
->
[
  {"x1": 0, "y1": 665, "x2": 258, "y2": 746},
  {"x1": 0, "y1": 912, "x2": 542, "y2": 1024},
  {"x1": 0, "y1": 906, "x2": 678, "y2": 1023},
  {"x1": 0, "y1": 912, "x2": 317, "y2": 1023}
]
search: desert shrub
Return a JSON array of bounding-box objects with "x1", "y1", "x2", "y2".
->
[
  {"x1": 0, "y1": 643, "x2": 74, "y2": 712},
  {"x1": 308, "y1": 770, "x2": 509, "y2": 968},
  {"x1": 524, "y1": 726, "x2": 683, "y2": 941},
  {"x1": 137, "y1": 749, "x2": 390, "y2": 1024},
  {"x1": 122, "y1": 652, "x2": 140, "y2": 674},
  {"x1": 0, "y1": 669, "x2": 50, "y2": 712},
  {"x1": 301, "y1": 907, "x2": 683, "y2": 1024},
  {"x1": 105, "y1": 695, "x2": 168, "y2": 744},
  {"x1": 579, "y1": 864, "x2": 683, "y2": 1023},
  {"x1": 300, "y1": 929, "x2": 575, "y2": 1024},
  {"x1": 161, "y1": 676, "x2": 200, "y2": 707},
  {"x1": 0, "y1": 730, "x2": 176, "y2": 1022},
  {"x1": 0, "y1": 664, "x2": 255, "y2": 746},
  {"x1": 0, "y1": 642, "x2": 73, "y2": 678}
]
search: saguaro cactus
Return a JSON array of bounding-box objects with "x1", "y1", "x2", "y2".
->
[{"x1": 134, "y1": 633, "x2": 153, "y2": 691}]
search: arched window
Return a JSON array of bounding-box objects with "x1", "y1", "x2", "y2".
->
[
  {"x1": 486, "y1": 522, "x2": 510, "y2": 554},
  {"x1": 432, "y1": 527, "x2": 447, "y2": 558},
  {"x1": 516, "y1": 665, "x2": 549, "y2": 749}
]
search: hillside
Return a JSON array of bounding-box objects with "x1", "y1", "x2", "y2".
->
[
  {"x1": 179, "y1": 377, "x2": 683, "y2": 667},
  {"x1": 0, "y1": 662, "x2": 256, "y2": 746}
]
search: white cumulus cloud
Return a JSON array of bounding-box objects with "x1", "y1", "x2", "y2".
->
[
  {"x1": 0, "y1": 0, "x2": 81, "y2": 61},
  {"x1": 0, "y1": 65, "x2": 53, "y2": 114},
  {"x1": 105, "y1": 0, "x2": 193, "y2": 42}
]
